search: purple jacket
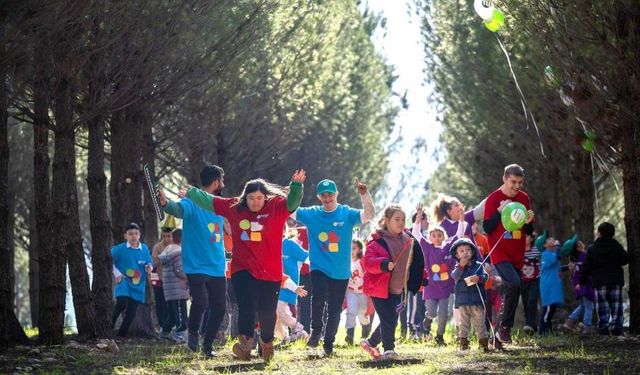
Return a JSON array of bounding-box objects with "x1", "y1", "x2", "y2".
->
[
  {"x1": 572, "y1": 252, "x2": 595, "y2": 300},
  {"x1": 440, "y1": 210, "x2": 475, "y2": 244},
  {"x1": 420, "y1": 238, "x2": 457, "y2": 300}
]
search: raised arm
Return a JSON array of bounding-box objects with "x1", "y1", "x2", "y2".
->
[
  {"x1": 183, "y1": 185, "x2": 216, "y2": 213},
  {"x1": 158, "y1": 190, "x2": 185, "y2": 218},
  {"x1": 356, "y1": 178, "x2": 375, "y2": 223},
  {"x1": 287, "y1": 169, "x2": 306, "y2": 212},
  {"x1": 412, "y1": 202, "x2": 427, "y2": 242}
]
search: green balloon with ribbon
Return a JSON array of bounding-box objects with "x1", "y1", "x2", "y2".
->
[
  {"x1": 484, "y1": 9, "x2": 505, "y2": 32},
  {"x1": 501, "y1": 202, "x2": 528, "y2": 232}
]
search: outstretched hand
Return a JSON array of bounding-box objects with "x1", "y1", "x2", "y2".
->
[
  {"x1": 415, "y1": 202, "x2": 425, "y2": 223},
  {"x1": 158, "y1": 190, "x2": 168, "y2": 206},
  {"x1": 355, "y1": 178, "x2": 368, "y2": 195},
  {"x1": 178, "y1": 185, "x2": 192, "y2": 198},
  {"x1": 291, "y1": 169, "x2": 306, "y2": 184},
  {"x1": 526, "y1": 210, "x2": 535, "y2": 224},
  {"x1": 295, "y1": 286, "x2": 308, "y2": 297}
]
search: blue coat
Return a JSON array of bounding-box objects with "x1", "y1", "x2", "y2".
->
[{"x1": 540, "y1": 249, "x2": 563, "y2": 306}]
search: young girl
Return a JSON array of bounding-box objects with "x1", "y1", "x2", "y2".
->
[
  {"x1": 538, "y1": 233, "x2": 564, "y2": 335},
  {"x1": 361, "y1": 204, "x2": 424, "y2": 361},
  {"x1": 345, "y1": 239, "x2": 370, "y2": 345},
  {"x1": 413, "y1": 202, "x2": 465, "y2": 345},
  {"x1": 563, "y1": 237, "x2": 595, "y2": 334},
  {"x1": 181, "y1": 170, "x2": 306, "y2": 362}
]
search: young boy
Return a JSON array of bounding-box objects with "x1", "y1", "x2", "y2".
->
[
  {"x1": 578, "y1": 222, "x2": 629, "y2": 336},
  {"x1": 111, "y1": 223, "x2": 153, "y2": 337},
  {"x1": 538, "y1": 231, "x2": 564, "y2": 334},
  {"x1": 158, "y1": 229, "x2": 190, "y2": 343},
  {"x1": 450, "y1": 238, "x2": 490, "y2": 351}
]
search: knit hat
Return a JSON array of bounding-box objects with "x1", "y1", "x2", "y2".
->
[
  {"x1": 200, "y1": 164, "x2": 223, "y2": 187},
  {"x1": 450, "y1": 237, "x2": 478, "y2": 261}
]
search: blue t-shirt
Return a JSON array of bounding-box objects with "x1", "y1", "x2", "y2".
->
[
  {"x1": 296, "y1": 204, "x2": 361, "y2": 280},
  {"x1": 279, "y1": 238, "x2": 309, "y2": 305},
  {"x1": 112, "y1": 242, "x2": 153, "y2": 303},
  {"x1": 179, "y1": 199, "x2": 226, "y2": 277}
]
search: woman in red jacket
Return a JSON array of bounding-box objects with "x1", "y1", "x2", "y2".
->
[{"x1": 360, "y1": 204, "x2": 424, "y2": 361}]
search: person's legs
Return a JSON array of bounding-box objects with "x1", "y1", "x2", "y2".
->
[
  {"x1": 494, "y1": 262, "x2": 521, "y2": 342},
  {"x1": 582, "y1": 297, "x2": 594, "y2": 327},
  {"x1": 153, "y1": 286, "x2": 167, "y2": 330},
  {"x1": 202, "y1": 276, "x2": 227, "y2": 350},
  {"x1": 458, "y1": 306, "x2": 472, "y2": 340},
  {"x1": 522, "y1": 279, "x2": 539, "y2": 330},
  {"x1": 112, "y1": 296, "x2": 128, "y2": 328},
  {"x1": 256, "y1": 279, "x2": 280, "y2": 361},
  {"x1": 176, "y1": 299, "x2": 188, "y2": 332},
  {"x1": 298, "y1": 273, "x2": 312, "y2": 331},
  {"x1": 186, "y1": 274, "x2": 208, "y2": 335},
  {"x1": 608, "y1": 285, "x2": 624, "y2": 334},
  {"x1": 436, "y1": 298, "x2": 450, "y2": 337},
  {"x1": 357, "y1": 293, "x2": 370, "y2": 326},
  {"x1": 345, "y1": 291, "x2": 359, "y2": 329},
  {"x1": 117, "y1": 297, "x2": 140, "y2": 337},
  {"x1": 424, "y1": 299, "x2": 438, "y2": 336},
  {"x1": 309, "y1": 270, "x2": 329, "y2": 346},
  {"x1": 595, "y1": 286, "x2": 610, "y2": 332},
  {"x1": 323, "y1": 276, "x2": 349, "y2": 354},
  {"x1": 372, "y1": 295, "x2": 400, "y2": 352},
  {"x1": 162, "y1": 300, "x2": 178, "y2": 333},
  {"x1": 277, "y1": 300, "x2": 299, "y2": 329},
  {"x1": 231, "y1": 271, "x2": 260, "y2": 360}
]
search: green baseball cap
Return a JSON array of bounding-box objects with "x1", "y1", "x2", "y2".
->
[{"x1": 317, "y1": 179, "x2": 338, "y2": 195}]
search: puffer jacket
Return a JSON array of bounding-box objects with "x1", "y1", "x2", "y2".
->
[
  {"x1": 363, "y1": 229, "x2": 424, "y2": 299},
  {"x1": 159, "y1": 244, "x2": 190, "y2": 301},
  {"x1": 450, "y1": 238, "x2": 488, "y2": 307},
  {"x1": 580, "y1": 237, "x2": 628, "y2": 287}
]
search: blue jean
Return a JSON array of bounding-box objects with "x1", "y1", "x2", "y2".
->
[
  {"x1": 494, "y1": 262, "x2": 521, "y2": 329},
  {"x1": 568, "y1": 296, "x2": 594, "y2": 327}
]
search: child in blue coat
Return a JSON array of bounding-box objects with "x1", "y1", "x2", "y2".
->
[
  {"x1": 111, "y1": 223, "x2": 153, "y2": 337},
  {"x1": 538, "y1": 233, "x2": 564, "y2": 334}
]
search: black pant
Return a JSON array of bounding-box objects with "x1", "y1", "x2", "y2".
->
[
  {"x1": 369, "y1": 294, "x2": 401, "y2": 351},
  {"x1": 521, "y1": 279, "x2": 540, "y2": 329},
  {"x1": 310, "y1": 270, "x2": 349, "y2": 350},
  {"x1": 187, "y1": 274, "x2": 227, "y2": 346},
  {"x1": 112, "y1": 296, "x2": 140, "y2": 337},
  {"x1": 298, "y1": 273, "x2": 312, "y2": 331},
  {"x1": 539, "y1": 304, "x2": 558, "y2": 334},
  {"x1": 153, "y1": 286, "x2": 168, "y2": 328},
  {"x1": 494, "y1": 262, "x2": 521, "y2": 328},
  {"x1": 232, "y1": 270, "x2": 280, "y2": 343},
  {"x1": 162, "y1": 299, "x2": 188, "y2": 333}
]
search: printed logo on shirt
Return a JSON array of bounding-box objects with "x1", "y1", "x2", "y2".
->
[
  {"x1": 239, "y1": 219, "x2": 263, "y2": 242},
  {"x1": 257, "y1": 214, "x2": 270, "y2": 219},
  {"x1": 126, "y1": 269, "x2": 142, "y2": 285},
  {"x1": 207, "y1": 222, "x2": 222, "y2": 244},
  {"x1": 430, "y1": 263, "x2": 449, "y2": 281},
  {"x1": 504, "y1": 230, "x2": 522, "y2": 240},
  {"x1": 318, "y1": 231, "x2": 340, "y2": 252},
  {"x1": 332, "y1": 222, "x2": 345, "y2": 227}
]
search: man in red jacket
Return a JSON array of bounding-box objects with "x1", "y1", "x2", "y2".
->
[{"x1": 482, "y1": 164, "x2": 534, "y2": 345}]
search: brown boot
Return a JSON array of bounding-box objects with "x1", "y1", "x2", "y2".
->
[
  {"x1": 562, "y1": 319, "x2": 578, "y2": 332},
  {"x1": 459, "y1": 337, "x2": 470, "y2": 350},
  {"x1": 232, "y1": 334, "x2": 253, "y2": 361},
  {"x1": 259, "y1": 338, "x2": 274, "y2": 363},
  {"x1": 479, "y1": 338, "x2": 490, "y2": 352}
]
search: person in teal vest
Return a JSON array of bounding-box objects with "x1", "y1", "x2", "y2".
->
[{"x1": 111, "y1": 222, "x2": 153, "y2": 337}]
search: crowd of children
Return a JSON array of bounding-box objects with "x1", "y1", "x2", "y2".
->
[{"x1": 110, "y1": 163, "x2": 630, "y2": 363}]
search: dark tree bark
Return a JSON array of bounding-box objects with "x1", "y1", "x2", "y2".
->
[
  {"x1": 573, "y1": 151, "x2": 595, "y2": 244},
  {"x1": 0, "y1": 59, "x2": 29, "y2": 351},
  {"x1": 87, "y1": 111, "x2": 114, "y2": 338}
]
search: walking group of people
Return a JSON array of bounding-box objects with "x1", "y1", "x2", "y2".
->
[{"x1": 110, "y1": 163, "x2": 629, "y2": 362}]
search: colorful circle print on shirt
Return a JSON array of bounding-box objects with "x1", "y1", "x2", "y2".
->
[
  {"x1": 318, "y1": 231, "x2": 340, "y2": 252},
  {"x1": 239, "y1": 219, "x2": 263, "y2": 242},
  {"x1": 208, "y1": 222, "x2": 222, "y2": 244},
  {"x1": 431, "y1": 263, "x2": 449, "y2": 281},
  {"x1": 126, "y1": 268, "x2": 142, "y2": 285}
]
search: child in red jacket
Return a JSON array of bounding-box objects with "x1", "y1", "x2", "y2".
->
[{"x1": 360, "y1": 204, "x2": 424, "y2": 361}]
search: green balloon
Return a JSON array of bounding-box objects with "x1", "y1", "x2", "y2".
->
[
  {"x1": 484, "y1": 9, "x2": 505, "y2": 32},
  {"x1": 584, "y1": 129, "x2": 596, "y2": 140},
  {"x1": 501, "y1": 202, "x2": 528, "y2": 232},
  {"x1": 582, "y1": 138, "x2": 595, "y2": 152}
]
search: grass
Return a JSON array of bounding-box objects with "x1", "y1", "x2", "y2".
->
[{"x1": 2, "y1": 327, "x2": 640, "y2": 374}]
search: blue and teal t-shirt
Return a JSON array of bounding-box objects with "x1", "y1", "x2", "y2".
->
[
  {"x1": 279, "y1": 238, "x2": 309, "y2": 305},
  {"x1": 177, "y1": 199, "x2": 226, "y2": 277},
  {"x1": 296, "y1": 205, "x2": 361, "y2": 280},
  {"x1": 112, "y1": 242, "x2": 153, "y2": 303}
]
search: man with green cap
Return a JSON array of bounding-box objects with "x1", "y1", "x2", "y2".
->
[{"x1": 292, "y1": 178, "x2": 375, "y2": 356}]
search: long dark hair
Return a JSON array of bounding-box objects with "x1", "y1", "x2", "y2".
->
[
  {"x1": 233, "y1": 178, "x2": 286, "y2": 212},
  {"x1": 431, "y1": 193, "x2": 457, "y2": 222}
]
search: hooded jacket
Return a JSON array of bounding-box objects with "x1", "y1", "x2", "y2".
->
[
  {"x1": 450, "y1": 238, "x2": 488, "y2": 307},
  {"x1": 579, "y1": 237, "x2": 628, "y2": 287}
]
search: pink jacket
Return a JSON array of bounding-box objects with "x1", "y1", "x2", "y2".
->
[{"x1": 363, "y1": 236, "x2": 394, "y2": 299}]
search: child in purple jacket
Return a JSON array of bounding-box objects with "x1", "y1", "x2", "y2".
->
[
  {"x1": 412, "y1": 203, "x2": 466, "y2": 345},
  {"x1": 563, "y1": 236, "x2": 595, "y2": 334}
]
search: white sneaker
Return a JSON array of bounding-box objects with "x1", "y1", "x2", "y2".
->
[
  {"x1": 291, "y1": 329, "x2": 310, "y2": 341},
  {"x1": 160, "y1": 329, "x2": 173, "y2": 339},
  {"x1": 172, "y1": 330, "x2": 187, "y2": 343},
  {"x1": 381, "y1": 350, "x2": 398, "y2": 360}
]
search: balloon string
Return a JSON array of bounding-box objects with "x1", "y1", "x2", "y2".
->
[{"x1": 495, "y1": 33, "x2": 546, "y2": 158}]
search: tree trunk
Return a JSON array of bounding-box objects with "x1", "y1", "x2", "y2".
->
[
  {"x1": 573, "y1": 151, "x2": 595, "y2": 243},
  {"x1": 141, "y1": 111, "x2": 158, "y2": 244},
  {"x1": 620, "y1": 119, "x2": 640, "y2": 334},
  {"x1": 87, "y1": 112, "x2": 114, "y2": 338},
  {"x1": 109, "y1": 105, "x2": 155, "y2": 337},
  {"x1": 31, "y1": 72, "x2": 50, "y2": 329},
  {"x1": 0, "y1": 60, "x2": 28, "y2": 351}
]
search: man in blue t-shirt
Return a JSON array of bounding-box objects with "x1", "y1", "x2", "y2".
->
[
  {"x1": 158, "y1": 164, "x2": 227, "y2": 358},
  {"x1": 293, "y1": 178, "x2": 375, "y2": 356}
]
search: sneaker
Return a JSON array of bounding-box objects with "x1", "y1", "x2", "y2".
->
[
  {"x1": 306, "y1": 332, "x2": 321, "y2": 348},
  {"x1": 290, "y1": 329, "x2": 310, "y2": 341},
  {"x1": 523, "y1": 325, "x2": 535, "y2": 335},
  {"x1": 434, "y1": 335, "x2": 446, "y2": 346},
  {"x1": 160, "y1": 329, "x2": 173, "y2": 340},
  {"x1": 360, "y1": 339, "x2": 381, "y2": 360},
  {"x1": 323, "y1": 345, "x2": 334, "y2": 357},
  {"x1": 187, "y1": 330, "x2": 199, "y2": 352},
  {"x1": 201, "y1": 343, "x2": 218, "y2": 358},
  {"x1": 381, "y1": 350, "x2": 398, "y2": 360},
  {"x1": 496, "y1": 326, "x2": 512, "y2": 343},
  {"x1": 562, "y1": 319, "x2": 578, "y2": 332},
  {"x1": 345, "y1": 328, "x2": 355, "y2": 345},
  {"x1": 172, "y1": 330, "x2": 187, "y2": 343}
]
